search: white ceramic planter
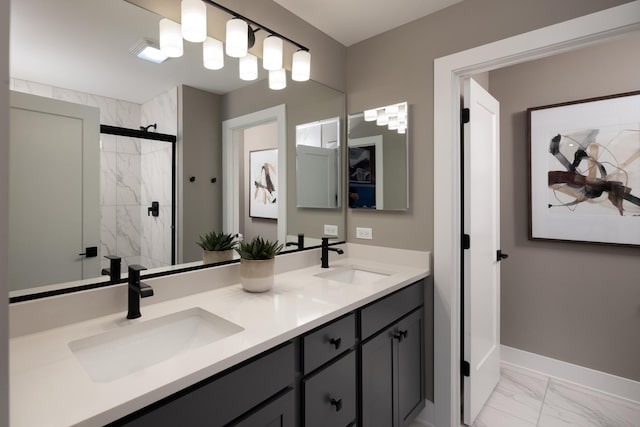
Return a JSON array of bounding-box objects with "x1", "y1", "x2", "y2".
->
[
  {"x1": 203, "y1": 249, "x2": 234, "y2": 265},
  {"x1": 240, "y1": 258, "x2": 275, "y2": 292}
]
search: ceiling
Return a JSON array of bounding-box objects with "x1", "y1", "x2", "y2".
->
[
  {"x1": 10, "y1": 0, "x2": 462, "y2": 104},
  {"x1": 273, "y1": 0, "x2": 463, "y2": 46}
]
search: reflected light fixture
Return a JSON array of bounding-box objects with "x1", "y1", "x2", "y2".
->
[
  {"x1": 203, "y1": 37, "x2": 224, "y2": 70},
  {"x1": 130, "y1": 39, "x2": 168, "y2": 64},
  {"x1": 226, "y1": 18, "x2": 249, "y2": 58},
  {"x1": 181, "y1": 0, "x2": 207, "y2": 42},
  {"x1": 292, "y1": 50, "x2": 311, "y2": 82},
  {"x1": 269, "y1": 68, "x2": 287, "y2": 90},
  {"x1": 364, "y1": 102, "x2": 408, "y2": 134},
  {"x1": 159, "y1": 18, "x2": 184, "y2": 58},
  {"x1": 263, "y1": 36, "x2": 283, "y2": 71},
  {"x1": 239, "y1": 54, "x2": 258, "y2": 81}
]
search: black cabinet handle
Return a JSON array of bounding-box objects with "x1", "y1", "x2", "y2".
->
[
  {"x1": 330, "y1": 397, "x2": 342, "y2": 412},
  {"x1": 329, "y1": 337, "x2": 342, "y2": 350},
  {"x1": 79, "y1": 246, "x2": 98, "y2": 258},
  {"x1": 393, "y1": 330, "x2": 408, "y2": 342}
]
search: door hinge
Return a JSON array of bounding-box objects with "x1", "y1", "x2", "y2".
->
[
  {"x1": 462, "y1": 234, "x2": 470, "y2": 250},
  {"x1": 461, "y1": 108, "x2": 470, "y2": 124},
  {"x1": 462, "y1": 361, "x2": 470, "y2": 377}
]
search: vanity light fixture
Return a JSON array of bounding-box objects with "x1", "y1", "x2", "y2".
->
[
  {"x1": 269, "y1": 68, "x2": 287, "y2": 90},
  {"x1": 159, "y1": 18, "x2": 184, "y2": 58},
  {"x1": 181, "y1": 0, "x2": 207, "y2": 43},
  {"x1": 291, "y1": 49, "x2": 311, "y2": 82},
  {"x1": 239, "y1": 54, "x2": 258, "y2": 81},
  {"x1": 203, "y1": 36, "x2": 224, "y2": 70},
  {"x1": 130, "y1": 39, "x2": 168, "y2": 64},
  {"x1": 263, "y1": 36, "x2": 283, "y2": 71},
  {"x1": 226, "y1": 18, "x2": 250, "y2": 58}
]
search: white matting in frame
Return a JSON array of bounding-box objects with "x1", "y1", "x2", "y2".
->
[
  {"x1": 528, "y1": 91, "x2": 640, "y2": 246},
  {"x1": 249, "y1": 148, "x2": 278, "y2": 219}
]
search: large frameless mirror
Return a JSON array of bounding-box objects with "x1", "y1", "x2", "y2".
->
[{"x1": 348, "y1": 102, "x2": 409, "y2": 211}]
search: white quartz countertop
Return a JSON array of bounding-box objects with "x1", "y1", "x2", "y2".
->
[{"x1": 10, "y1": 252, "x2": 429, "y2": 427}]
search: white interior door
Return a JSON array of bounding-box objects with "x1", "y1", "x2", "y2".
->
[
  {"x1": 462, "y1": 78, "x2": 502, "y2": 425},
  {"x1": 296, "y1": 145, "x2": 338, "y2": 208},
  {"x1": 9, "y1": 91, "x2": 100, "y2": 291}
]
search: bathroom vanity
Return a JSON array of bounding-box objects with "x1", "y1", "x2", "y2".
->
[{"x1": 9, "y1": 245, "x2": 429, "y2": 426}]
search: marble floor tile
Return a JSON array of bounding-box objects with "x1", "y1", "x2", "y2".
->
[
  {"x1": 483, "y1": 364, "x2": 549, "y2": 424},
  {"x1": 538, "y1": 379, "x2": 640, "y2": 427},
  {"x1": 473, "y1": 405, "x2": 536, "y2": 427}
]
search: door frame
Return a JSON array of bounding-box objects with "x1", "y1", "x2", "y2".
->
[
  {"x1": 222, "y1": 105, "x2": 287, "y2": 243},
  {"x1": 433, "y1": 3, "x2": 640, "y2": 427}
]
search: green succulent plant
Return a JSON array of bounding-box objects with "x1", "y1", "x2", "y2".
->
[
  {"x1": 235, "y1": 236, "x2": 283, "y2": 260},
  {"x1": 196, "y1": 231, "x2": 238, "y2": 251}
]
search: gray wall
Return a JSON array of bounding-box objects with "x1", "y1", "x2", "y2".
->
[
  {"x1": 345, "y1": 0, "x2": 631, "y2": 250},
  {"x1": 222, "y1": 79, "x2": 346, "y2": 241},
  {"x1": 489, "y1": 33, "x2": 640, "y2": 381},
  {"x1": 179, "y1": 85, "x2": 223, "y2": 263},
  {"x1": 1, "y1": 0, "x2": 8, "y2": 423}
]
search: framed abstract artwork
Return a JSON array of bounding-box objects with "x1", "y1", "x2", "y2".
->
[
  {"x1": 249, "y1": 148, "x2": 278, "y2": 219},
  {"x1": 528, "y1": 90, "x2": 640, "y2": 246}
]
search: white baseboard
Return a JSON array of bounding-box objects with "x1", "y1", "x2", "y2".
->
[
  {"x1": 413, "y1": 399, "x2": 435, "y2": 427},
  {"x1": 501, "y1": 345, "x2": 640, "y2": 404}
]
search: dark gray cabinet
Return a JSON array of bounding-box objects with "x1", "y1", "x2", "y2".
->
[
  {"x1": 234, "y1": 389, "x2": 295, "y2": 427},
  {"x1": 112, "y1": 280, "x2": 426, "y2": 427},
  {"x1": 360, "y1": 282, "x2": 425, "y2": 427}
]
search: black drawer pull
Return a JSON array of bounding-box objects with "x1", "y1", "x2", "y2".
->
[
  {"x1": 330, "y1": 397, "x2": 343, "y2": 412},
  {"x1": 329, "y1": 337, "x2": 342, "y2": 349},
  {"x1": 393, "y1": 330, "x2": 408, "y2": 342}
]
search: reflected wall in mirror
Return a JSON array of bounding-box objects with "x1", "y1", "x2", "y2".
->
[
  {"x1": 348, "y1": 102, "x2": 409, "y2": 210},
  {"x1": 296, "y1": 117, "x2": 341, "y2": 209},
  {"x1": 8, "y1": 0, "x2": 345, "y2": 300}
]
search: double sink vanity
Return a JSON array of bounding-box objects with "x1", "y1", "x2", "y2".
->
[{"x1": 9, "y1": 244, "x2": 430, "y2": 426}]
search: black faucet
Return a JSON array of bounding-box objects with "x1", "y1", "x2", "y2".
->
[
  {"x1": 101, "y1": 255, "x2": 121, "y2": 283},
  {"x1": 127, "y1": 265, "x2": 154, "y2": 319},
  {"x1": 321, "y1": 237, "x2": 344, "y2": 268},
  {"x1": 285, "y1": 233, "x2": 305, "y2": 250}
]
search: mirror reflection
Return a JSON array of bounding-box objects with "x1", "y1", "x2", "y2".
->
[
  {"x1": 296, "y1": 117, "x2": 342, "y2": 209},
  {"x1": 8, "y1": 0, "x2": 345, "y2": 299},
  {"x1": 348, "y1": 102, "x2": 409, "y2": 210}
]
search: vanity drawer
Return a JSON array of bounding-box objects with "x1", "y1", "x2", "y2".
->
[
  {"x1": 119, "y1": 343, "x2": 295, "y2": 427},
  {"x1": 303, "y1": 351, "x2": 356, "y2": 427},
  {"x1": 360, "y1": 280, "x2": 424, "y2": 340},
  {"x1": 303, "y1": 313, "x2": 356, "y2": 374}
]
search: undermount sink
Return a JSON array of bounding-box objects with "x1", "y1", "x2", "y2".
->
[
  {"x1": 315, "y1": 266, "x2": 391, "y2": 285},
  {"x1": 68, "y1": 307, "x2": 243, "y2": 383}
]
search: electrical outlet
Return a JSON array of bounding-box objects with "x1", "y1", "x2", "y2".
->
[
  {"x1": 324, "y1": 224, "x2": 338, "y2": 236},
  {"x1": 356, "y1": 227, "x2": 373, "y2": 240}
]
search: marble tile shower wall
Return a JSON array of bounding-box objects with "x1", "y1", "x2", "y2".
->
[{"x1": 10, "y1": 79, "x2": 176, "y2": 272}]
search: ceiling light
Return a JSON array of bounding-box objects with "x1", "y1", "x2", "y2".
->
[
  {"x1": 388, "y1": 116, "x2": 399, "y2": 130},
  {"x1": 181, "y1": 0, "x2": 207, "y2": 43},
  {"x1": 263, "y1": 36, "x2": 283, "y2": 71},
  {"x1": 376, "y1": 113, "x2": 389, "y2": 126},
  {"x1": 159, "y1": 18, "x2": 183, "y2": 58},
  {"x1": 226, "y1": 18, "x2": 248, "y2": 58},
  {"x1": 239, "y1": 54, "x2": 258, "y2": 81},
  {"x1": 292, "y1": 50, "x2": 311, "y2": 82},
  {"x1": 203, "y1": 37, "x2": 224, "y2": 70},
  {"x1": 269, "y1": 68, "x2": 286, "y2": 90},
  {"x1": 130, "y1": 39, "x2": 168, "y2": 64}
]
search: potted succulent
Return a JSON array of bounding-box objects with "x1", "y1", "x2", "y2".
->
[
  {"x1": 196, "y1": 231, "x2": 238, "y2": 264},
  {"x1": 235, "y1": 236, "x2": 283, "y2": 292}
]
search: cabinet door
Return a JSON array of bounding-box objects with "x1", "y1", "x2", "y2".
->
[
  {"x1": 361, "y1": 327, "x2": 394, "y2": 427},
  {"x1": 304, "y1": 351, "x2": 356, "y2": 427},
  {"x1": 396, "y1": 309, "x2": 425, "y2": 427},
  {"x1": 233, "y1": 389, "x2": 295, "y2": 427}
]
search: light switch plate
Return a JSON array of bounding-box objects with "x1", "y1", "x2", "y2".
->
[
  {"x1": 356, "y1": 227, "x2": 373, "y2": 240},
  {"x1": 323, "y1": 224, "x2": 338, "y2": 236}
]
